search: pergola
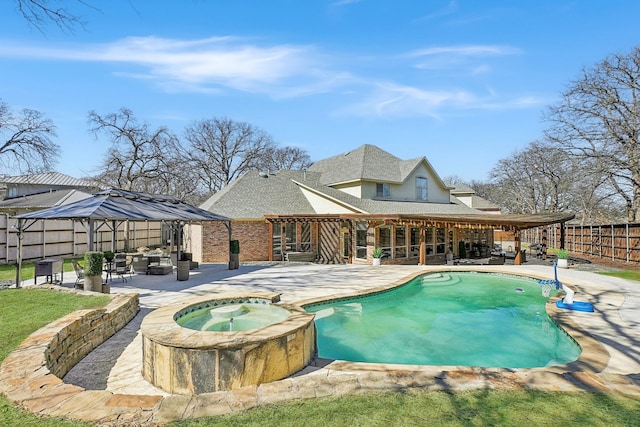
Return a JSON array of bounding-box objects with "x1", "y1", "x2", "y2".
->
[
  {"x1": 265, "y1": 211, "x2": 575, "y2": 265},
  {"x1": 12, "y1": 189, "x2": 232, "y2": 286}
]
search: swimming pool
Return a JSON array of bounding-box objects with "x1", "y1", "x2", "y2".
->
[{"x1": 305, "y1": 272, "x2": 582, "y2": 368}]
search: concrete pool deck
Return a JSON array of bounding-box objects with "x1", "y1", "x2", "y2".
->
[{"x1": 5, "y1": 262, "x2": 640, "y2": 425}]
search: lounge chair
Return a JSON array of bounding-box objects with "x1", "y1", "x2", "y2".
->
[{"x1": 72, "y1": 259, "x2": 84, "y2": 289}]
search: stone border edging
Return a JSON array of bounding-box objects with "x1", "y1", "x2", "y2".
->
[{"x1": 1, "y1": 270, "x2": 639, "y2": 426}]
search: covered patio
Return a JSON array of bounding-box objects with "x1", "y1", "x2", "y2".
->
[{"x1": 265, "y1": 212, "x2": 575, "y2": 266}]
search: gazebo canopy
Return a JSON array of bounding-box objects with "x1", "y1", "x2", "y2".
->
[
  {"x1": 12, "y1": 189, "x2": 232, "y2": 287},
  {"x1": 14, "y1": 188, "x2": 231, "y2": 222}
]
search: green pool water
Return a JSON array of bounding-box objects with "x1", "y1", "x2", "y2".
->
[{"x1": 306, "y1": 272, "x2": 582, "y2": 368}]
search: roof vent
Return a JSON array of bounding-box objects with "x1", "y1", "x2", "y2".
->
[{"x1": 259, "y1": 171, "x2": 269, "y2": 178}]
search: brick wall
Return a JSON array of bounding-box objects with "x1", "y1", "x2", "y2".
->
[{"x1": 201, "y1": 220, "x2": 271, "y2": 262}]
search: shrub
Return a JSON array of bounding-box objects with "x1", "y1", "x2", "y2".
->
[
  {"x1": 372, "y1": 247, "x2": 384, "y2": 258},
  {"x1": 103, "y1": 250, "x2": 115, "y2": 261},
  {"x1": 557, "y1": 249, "x2": 569, "y2": 259},
  {"x1": 84, "y1": 251, "x2": 104, "y2": 276}
]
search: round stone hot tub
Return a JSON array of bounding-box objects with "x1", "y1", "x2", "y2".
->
[{"x1": 140, "y1": 292, "x2": 316, "y2": 395}]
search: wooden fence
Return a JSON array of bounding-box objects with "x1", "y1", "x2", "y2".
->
[
  {"x1": 0, "y1": 214, "x2": 168, "y2": 264},
  {"x1": 522, "y1": 223, "x2": 640, "y2": 264}
]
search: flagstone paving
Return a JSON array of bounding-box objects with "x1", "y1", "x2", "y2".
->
[{"x1": 2, "y1": 261, "x2": 639, "y2": 426}]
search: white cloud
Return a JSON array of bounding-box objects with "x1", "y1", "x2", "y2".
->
[{"x1": 0, "y1": 36, "x2": 334, "y2": 96}]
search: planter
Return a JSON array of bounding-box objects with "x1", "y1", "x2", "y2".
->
[
  {"x1": 557, "y1": 258, "x2": 569, "y2": 269},
  {"x1": 177, "y1": 260, "x2": 190, "y2": 281},
  {"x1": 84, "y1": 275, "x2": 103, "y2": 293},
  {"x1": 372, "y1": 258, "x2": 381, "y2": 266},
  {"x1": 229, "y1": 253, "x2": 239, "y2": 270}
]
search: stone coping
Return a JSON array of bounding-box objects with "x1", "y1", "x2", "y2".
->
[
  {"x1": 141, "y1": 292, "x2": 315, "y2": 349},
  {"x1": 0, "y1": 269, "x2": 638, "y2": 426}
]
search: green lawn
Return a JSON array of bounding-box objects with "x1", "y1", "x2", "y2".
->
[
  {"x1": 0, "y1": 288, "x2": 108, "y2": 426},
  {"x1": 0, "y1": 259, "x2": 82, "y2": 283},
  {"x1": 598, "y1": 270, "x2": 640, "y2": 282},
  {"x1": 1, "y1": 284, "x2": 640, "y2": 426}
]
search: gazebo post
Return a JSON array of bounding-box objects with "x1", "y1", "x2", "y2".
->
[
  {"x1": 514, "y1": 229, "x2": 522, "y2": 265},
  {"x1": 15, "y1": 219, "x2": 23, "y2": 288}
]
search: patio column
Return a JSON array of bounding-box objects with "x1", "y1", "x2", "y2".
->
[
  {"x1": 514, "y1": 229, "x2": 522, "y2": 265},
  {"x1": 419, "y1": 226, "x2": 426, "y2": 265}
]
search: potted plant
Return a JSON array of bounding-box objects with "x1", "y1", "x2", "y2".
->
[
  {"x1": 103, "y1": 251, "x2": 115, "y2": 262},
  {"x1": 556, "y1": 249, "x2": 569, "y2": 268},
  {"x1": 372, "y1": 247, "x2": 383, "y2": 266},
  {"x1": 83, "y1": 251, "x2": 104, "y2": 293},
  {"x1": 229, "y1": 239, "x2": 240, "y2": 270}
]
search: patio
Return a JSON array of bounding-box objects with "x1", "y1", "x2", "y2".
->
[{"x1": 4, "y1": 261, "x2": 640, "y2": 424}]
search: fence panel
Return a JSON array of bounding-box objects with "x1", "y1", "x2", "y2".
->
[
  {"x1": 1, "y1": 214, "x2": 167, "y2": 264},
  {"x1": 524, "y1": 222, "x2": 640, "y2": 265}
]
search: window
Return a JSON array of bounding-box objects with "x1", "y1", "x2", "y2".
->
[
  {"x1": 285, "y1": 223, "x2": 297, "y2": 252},
  {"x1": 410, "y1": 227, "x2": 420, "y2": 257},
  {"x1": 272, "y1": 221, "x2": 282, "y2": 259},
  {"x1": 378, "y1": 226, "x2": 392, "y2": 258},
  {"x1": 416, "y1": 177, "x2": 428, "y2": 201},
  {"x1": 376, "y1": 183, "x2": 390, "y2": 198},
  {"x1": 395, "y1": 226, "x2": 407, "y2": 258},
  {"x1": 355, "y1": 221, "x2": 368, "y2": 259},
  {"x1": 425, "y1": 227, "x2": 434, "y2": 255}
]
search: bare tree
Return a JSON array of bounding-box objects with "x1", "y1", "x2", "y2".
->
[
  {"x1": 183, "y1": 117, "x2": 276, "y2": 193},
  {"x1": 88, "y1": 108, "x2": 186, "y2": 195},
  {"x1": 0, "y1": 99, "x2": 59, "y2": 173},
  {"x1": 544, "y1": 46, "x2": 640, "y2": 222},
  {"x1": 13, "y1": 0, "x2": 95, "y2": 33},
  {"x1": 262, "y1": 146, "x2": 312, "y2": 172}
]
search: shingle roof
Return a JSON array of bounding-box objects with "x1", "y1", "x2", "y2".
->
[
  {"x1": 199, "y1": 171, "x2": 319, "y2": 219},
  {"x1": 308, "y1": 144, "x2": 429, "y2": 185},
  {"x1": 200, "y1": 166, "x2": 482, "y2": 220}
]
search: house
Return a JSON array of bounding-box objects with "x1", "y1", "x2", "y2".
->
[
  {"x1": 449, "y1": 183, "x2": 501, "y2": 214},
  {"x1": 191, "y1": 145, "x2": 572, "y2": 265},
  {"x1": 0, "y1": 172, "x2": 100, "y2": 215}
]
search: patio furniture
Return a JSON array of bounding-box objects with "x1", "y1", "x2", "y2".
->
[
  {"x1": 72, "y1": 259, "x2": 84, "y2": 289},
  {"x1": 35, "y1": 258, "x2": 63, "y2": 285},
  {"x1": 148, "y1": 264, "x2": 173, "y2": 275},
  {"x1": 285, "y1": 251, "x2": 316, "y2": 262},
  {"x1": 132, "y1": 256, "x2": 150, "y2": 274},
  {"x1": 114, "y1": 259, "x2": 134, "y2": 282}
]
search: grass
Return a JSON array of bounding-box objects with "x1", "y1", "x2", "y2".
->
[
  {"x1": 171, "y1": 389, "x2": 640, "y2": 427},
  {"x1": 598, "y1": 270, "x2": 640, "y2": 282},
  {"x1": 1, "y1": 284, "x2": 640, "y2": 426},
  {"x1": 0, "y1": 259, "x2": 82, "y2": 283},
  {"x1": 0, "y1": 288, "x2": 109, "y2": 426}
]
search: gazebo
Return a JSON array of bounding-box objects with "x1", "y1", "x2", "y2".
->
[{"x1": 12, "y1": 189, "x2": 232, "y2": 286}]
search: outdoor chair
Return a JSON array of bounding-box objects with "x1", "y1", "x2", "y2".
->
[
  {"x1": 72, "y1": 259, "x2": 84, "y2": 289},
  {"x1": 114, "y1": 259, "x2": 133, "y2": 283}
]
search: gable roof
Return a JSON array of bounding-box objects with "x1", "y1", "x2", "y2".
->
[
  {"x1": 200, "y1": 167, "x2": 480, "y2": 220},
  {"x1": 199, "y1": 171, "x2": 318, "y2": 219},
  {"x1": 0, "y1": 189, "x2": 93, "y2": 213},
  {"x1": 308, "y1": 144, "x2": 449, "y2": 188},
  {"x1": 0, "y1": 172, "x2": 99, "y2": 188}
]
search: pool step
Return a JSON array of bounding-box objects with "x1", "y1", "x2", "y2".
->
[{"x1": 420, "y1": 273, "x2": 461, "y2": 286}]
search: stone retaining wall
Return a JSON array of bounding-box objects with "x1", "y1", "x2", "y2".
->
[{"x1": 46, "y1": 290, "x2": 139, "y2": 378}]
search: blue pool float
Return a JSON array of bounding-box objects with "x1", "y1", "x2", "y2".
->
[{"x1": 556, "y1": 300, "x2": 594, "y2": 312}]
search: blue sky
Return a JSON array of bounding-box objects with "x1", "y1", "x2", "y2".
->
[{"x1": 0, "y1": 1, "x2": 639, "y2": 182}]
